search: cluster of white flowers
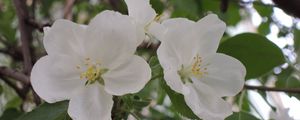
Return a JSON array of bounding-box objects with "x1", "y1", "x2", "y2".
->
[{"x1": 30, "y1": 0, "x2": 246, "y2": 120}]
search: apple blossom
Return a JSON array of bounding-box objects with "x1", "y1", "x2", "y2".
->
[
  {"x1": 157, "y1": 14, "x2": 246, "y2": 120},
  {"x1": 31, "y1": 10, "x2": 151, "y2": 120},
  {"x1": 124, "y1": 0, "x2": 166, "y2": 43}
]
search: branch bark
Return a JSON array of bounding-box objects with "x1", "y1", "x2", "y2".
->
[
  {"x1": 0, "y1": 67, "x2": 30, "y2": 84},
  {"x1": 64, "y1": 0, "x2": 75, "y2": 20},
  {"x1": 13, "y1": 0, "x2": 33, "y2": 75},
  {"x1": 244, "y1": 84, "x2": 300, "y2": 94},
  {"x1": 0, "y1": 77, "x2": 27, "y2": 99}
]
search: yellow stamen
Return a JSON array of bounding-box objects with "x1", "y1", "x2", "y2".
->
[
  {"x1": 191, "y1": 54, "x2": 208, "y2": 79},
  {"x1": 77, "y1": 58, "x2": 108, "y2": 85},
  {"x1": 177, "y1": 54, "x2": 209, "y2": 84}
]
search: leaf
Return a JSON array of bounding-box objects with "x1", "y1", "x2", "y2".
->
[
  {"x1": 258, "y1": 20, "x2": 271, "y2": 35},
  {"x1": 201, "y1": 0, "x2": 241, "y2": 25},
  {"x1": 160, "y1": 80, "x2": 199, "y2": 119},
  {"x1": 0, "y1": 85, "x2": 3, "y2": 94},
  {"x1": 254, "y1": 5, "x2": 273, "y2": 17},
  {"x1": 0, "y1": 0, "x2": 16, "y2": 42},
  {"x1": 218, "y1": 33, "x2": 285, "y2": 79},
  {"x1": 150, "y1": 0, "x2": 165, "y2": 14},
  {"x1": 17, "y1": 101, "x2": 69, "y2": 120},
  {"x1": 149, "y1": 56, "x2": 163, "y2": 79},
  {"x1": 5, "y1": 97, "x2": 22, "y2": 109},
  {"x1": 170, "y1": 0, "x2": 200, "y2": 21},
  {"x1": 225, "y1": 111, "x2": 259, "y2": 120},
  {"x1": 293, "y1": 29, "x2": 300, "y2": 51},
  {"x1": 225, "y1": 3, "x2": 241, "y2": 26},
  {"x1": 0, "y1": 108, "x2": 22, "y2": 120},
  {"x1": 276, "y1": 67, "x2": 294, "y2": 87}
]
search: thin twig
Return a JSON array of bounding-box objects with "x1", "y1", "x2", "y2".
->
[
  {"x1": 0, "y1": 77, "x2": 27, "y2": 99},
  {"x1": 0, "y1": 67, "x2": 30, "y2": 84},
  {"x1": 13, "y1": 0, "x2": 33, "y2": 75},
  {"x1": 26, "y1": 18, "x2": 51, "y2": 32},
  {"x1": 64, "y1": 0, "x2": 75, "y2": 20},
  {"x1": 129, "y1": 111, "x2": 142, "y2": 120},
  {"x1": 244, "y1": 84, "x2": 300, "y2": 94}
]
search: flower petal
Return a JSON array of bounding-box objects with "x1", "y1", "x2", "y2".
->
[
  {"x1": 160, "y1": 18, "x2": 201, "y2": 65},
  {"x1": 195, "y1": 14, "x2": 226, "y2": 56},
  {"x1": 103, "y1": 55, "x2": 151, "y2": 96},
  {"x1": 85, "y1": 10, "x2": 139, "y2": 69},
  {"x1": 125, "y1": 0, "x2": 156, "y2": 26},
  {"x1": 184, "y1": 83, "x2": 233, "y2": 120},
  {"x1": 147, "y1": 22, "x2": 166, "y2": 41},
  {"x1": 201, "y1": 53, "x2": 246, "y2": 96},
  {"x1": 159, "y1": 15, "x2": 225, "y2": 65},
  {"x1": 163, "y1": 69, "x2": 188, "y2": 94},
  {"x1": 68, "y1": 84, "x2": 113, "y2": 120},
  {"x1": 43, "y1": 20, "x2": 86, "y2": 56},
  {"x1": 157, "y1": 40, "x2": 181, "y2": 70},
  {"x1": 31, "y1": 55, "x2": 84, "y2": 103}
]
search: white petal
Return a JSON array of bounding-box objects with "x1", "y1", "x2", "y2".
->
[
  {"x1": 157, "y1": 40, "x2": 181, "y2": 70},
  {"x1": 103, "y1": 55, "x2": 151, "y2": 96},
  {"x1": 31, "y1": 55, "x2": 84, "y2": 103},
  {"x1": 184, "y1": 83, "x2": 233, "y2": 120},
  {"x1": 43, "y1": 27, "x2": 50, "y2": 33},
  {"x1": 68, "y1": 84, "x2": 113, "y2": 120},
  {"x1": 163, "y1": 70, "x2": 186, "y2": 94},
  {"x1": 160, "y1": 18, "x2": 201, "y2": 65},
  {"x1": 125, "y1": 0, "x2": 156, "y2": 26},
  {"x1": 135, "y1": 23, "x2": 146, "y2": 46},
  {"x1": 162, "y1": 18, "x2": 195, "y2": 30},
  {"x1": 157, "y1": 18, "x2": 196, "y2": 68},
  {"x1": 43, "y1": 20, "x2": 86, "y2": 57},
  {"x1": 147, "y1": 22, "x2": 166, "y2": 41},
  {"x1": 201, "y1": 53, "x2": 246, "y2": 96},
  {"x1": 85, "y1": 11, "x2": 139, "y2": 69},
  {"x1": 195, "y1": 14, "x2": 226, "y2": 57},
  {"x1": 159, "y1": 15, "x2": 226, "y2": 65}
]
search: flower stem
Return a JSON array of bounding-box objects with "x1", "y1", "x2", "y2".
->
[{"x1": 129, "y1": 111, "x2": 142, "y2": 120}]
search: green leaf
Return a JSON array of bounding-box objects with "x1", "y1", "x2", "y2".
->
[
  {"x1": 0, "y1": 0, "x2": 16, "y2": 42},
  {"x1": 276, "y1": 67, "x2": 294, "y2": 87},
  {"x1": 225, "y1": 111, "x2": 259, "y2": 120},
  {"x1": 170, "y1": 0, "x2": 200, "y2": 21},
  {"x1": 5, "y1": 97, "x2": 22, "y2": 109},
  {"x1": 293, "y1": 29, "x2": 300, "y2": 51},
  {"x1": 150, "y1": 0, "x2": 165, "y2": 14},
  {"x1": 258, "y1": 20, "x2": 271, "y2": 35},
  {"x1": 149, "y1": 56, "x2": 163, "y2": 79},
  {"x1": 0, "y1": 85, "x2": 3, "y2": 94},
  {"x1": 201, "y1": 0, "x2": 241, "y2": 25},
  {"x1": 225, "y1": 3, "x2": 241, "y2": 26},
  {"x1": 0, "y1": 108, "x2": 22, "y2": 120},
  {"x1": 218, "y1": 33, "x2": 285, "y2": 79},
  {"x1": 254, "y1": 5, "x2": 273, "y2": 17},
  {"x1": 17, "y1": 101, "x2": 69, "y2": 120},
  {"x1": 161, "y1": 80, "x2": 199, "y2": 119}
]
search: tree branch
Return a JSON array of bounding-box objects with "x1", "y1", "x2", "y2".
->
[
  {"x1": 244, "y1": 84, "x2": 300, "y2": 94},
  {"x1": 0, "y1": 77, "x2": 27, "y2": 99},
  {"x1": 13, "y1": 0, "x2": 33, "y2": 75},
  {"x1": 26, "y1": 18, "x2": 51, "y2": 33},
  {"x1": 0, "y1": 67, "x2": 30, "y2": 84},
  {"x1": 64, "y1": 0, "x2": 75, "y2": 20}
]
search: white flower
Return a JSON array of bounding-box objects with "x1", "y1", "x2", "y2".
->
[
  {"x1": 31, "y1": 11, "x2": 151, "y2": 120},
  {"x1": 124, "y1": 0, "x2": 166, "y2": 43},
  {"x1": 270, "y1": 108, "x2": 294, "y2": 120},
  {"x1": 157, "y1": 14, "x2": 246, "y2": 120}
]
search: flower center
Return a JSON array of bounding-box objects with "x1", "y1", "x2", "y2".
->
[
  {"x1": 177, "y1": 54, "x2": 208, "y2": 84},
  {"x1": 76, "y1": 58, "x2": 108, "y2": 85}
]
